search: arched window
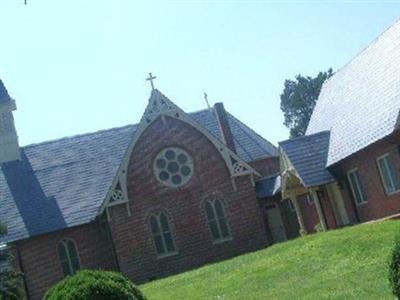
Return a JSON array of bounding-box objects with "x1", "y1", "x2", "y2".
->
[
  {"x1": 149, "y1": 212, "x2": 177, "y2": 257},
  {"x1": 205, "y1": 199, "x2": 231, "y2": 242},
  {"x1": 57, "y1": 239, "x2": 80, "y2": 277}
]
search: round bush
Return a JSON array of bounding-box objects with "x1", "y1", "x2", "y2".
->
[
  {"x1": 44, "y1": 270, "x2": 147, "y2": 300},
  {"x1": 389, "y1": 234, "x2": 400, "y2": 298}
]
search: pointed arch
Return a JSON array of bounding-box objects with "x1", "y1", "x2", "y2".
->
[
  {"x1": 57, "y1": 238, "x2": 80, "y2": 277},
  {"x1": 148, "y1": 211, "x2": 177, "y2": 257},
  {"x1": 204, "y1": 198, "x2": 232, "y2": 243},
  {"x1": 126, "y1": 90, "x2": 258, "y2": 178},
  {"x1": 102, "y1": 89, "x2": 259, "y2": 211}
]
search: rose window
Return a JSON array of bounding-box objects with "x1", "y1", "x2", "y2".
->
[{"x1": 154, "y1": 147, "x2": 193, "y2": 187}]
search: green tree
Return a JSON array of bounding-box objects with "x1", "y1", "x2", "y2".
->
[
  {"x1": 280, "y1": 69, "x2": 333, "y2": 138},
  {"x1": 0, "y1": 222, "x2": 24, "y2": 300}
]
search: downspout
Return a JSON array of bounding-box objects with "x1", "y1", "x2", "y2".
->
[
  {"x1": 15, "y1": 245, "x2": 31, "y2": 300},
  {"x1": 102, "y1": 218, "x2": 121, "y2": 271}
]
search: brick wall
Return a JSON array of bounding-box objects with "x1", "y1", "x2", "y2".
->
[
  {"x1": 15, "y1": 220, "x2": 117, "y2": 300},
  {"x1": 249, "y1": 156, "x2": 279, "y2": 177},
  {"x1": 337, "y1": 132, "x2": 400, "y2": 222},
  {"x1": 108, "y1": 116, "x2": 268, "y2": 283}
]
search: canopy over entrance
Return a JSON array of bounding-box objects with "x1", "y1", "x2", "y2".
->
[
  {"x1": 279, "y1": 131, "x2": 338, "y2": 233},
  {"x1": 279, "y1": 131, "x2": 335, "y2": 198}
]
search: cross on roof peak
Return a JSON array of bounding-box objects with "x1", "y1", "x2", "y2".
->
[
  {"x1": 146, "y1": 73, "x2": 157, "y2": 91},
  {"x1": 204, "y1": 92, "x2": 211, "y2": 110}
]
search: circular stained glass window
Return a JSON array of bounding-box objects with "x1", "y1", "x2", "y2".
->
[{"x1": 154, "y1": 147, "x2": 193, "y2": 187}]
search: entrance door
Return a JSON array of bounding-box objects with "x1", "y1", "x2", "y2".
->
[
  {"x1": 265, "y1": 204, "x2": 287, "y2": 243},
  {"x1": 327, "y1": 183, "x2": 350, "y2": 226}
]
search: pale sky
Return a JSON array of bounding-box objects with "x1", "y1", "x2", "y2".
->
[{"x1": 0, "y1": 1, "x2": 399, "y2": 146}]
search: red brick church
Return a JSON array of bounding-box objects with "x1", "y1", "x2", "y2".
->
[
  {"x1": 0, "y1": 79, "x2": 285, "y2": 299},
  {"x1": 2, "y1": 19, "x2": 400, "y2": 300}
]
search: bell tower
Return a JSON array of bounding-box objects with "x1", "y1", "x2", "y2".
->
[{"x1": 0, "y1": 79, "x2": 20, "y2": 163}]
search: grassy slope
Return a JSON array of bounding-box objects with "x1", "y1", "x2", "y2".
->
[{"x1": 142, "y1": 220, "x2": 400, "y2": 300}]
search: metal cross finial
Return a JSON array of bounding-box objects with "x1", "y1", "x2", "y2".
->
[
  {"x1": 146, "y1": 73, "x2": 157, "y2": 90},
  {"x1": 204, "y1": 92, "x2": 211, "y2": 110}
]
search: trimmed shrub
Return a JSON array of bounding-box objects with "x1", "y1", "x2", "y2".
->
[
  {"x1": 389, "y1": 234, "x2": 400, "y2": 298},
  {"x1": 44, "y1": 270, "x2": 147, "y2": 300}
]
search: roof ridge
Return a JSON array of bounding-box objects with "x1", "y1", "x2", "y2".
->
[
  {"x1": 22, "y1": 108, "x2": 213, "y2": 150},
  {"x1": 189, "y1": 107, "x2": 213, "y2": 114},
  {"x1": 279, "y1": 130, "x2": 330, "y2": 145},
  {"x1": 226, "y1": 112, "x2": 278, "y2": 154},
  {"x1": 322, "y1": 17, "x2": 400, "y2": 88},
  {"x1": 22, "y1": 124, "x2": 136, "y2": 149},
  {"x1": 152, "y1": 89, "x2": 211, "y2": 115}
]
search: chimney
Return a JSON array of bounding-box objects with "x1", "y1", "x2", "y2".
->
[
  {"x1": 214, "y1": 102, "x2": 236, "y2": 153},
  {"x1": 0, "y1": 79, "x2": 20, "y2": 163}
]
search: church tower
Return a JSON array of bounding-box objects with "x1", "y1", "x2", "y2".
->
[{"x1": 0, "y1": 79, "x2": 20, "y2": 163}]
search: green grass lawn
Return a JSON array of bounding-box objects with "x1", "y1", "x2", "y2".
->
[{"x1": 142, "y1": 220, "x2": 400, "y2": 300}]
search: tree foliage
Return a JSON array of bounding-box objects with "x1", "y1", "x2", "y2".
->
[
  {"x1": 280, "y1": 69, "x2": 333, "y2": 138},
  {"x1": 44, "y1": 270, "x2": 147, "y2": 300},
  {"x1": 0, "y1": 222, "x2": 24, "y2": 300}
]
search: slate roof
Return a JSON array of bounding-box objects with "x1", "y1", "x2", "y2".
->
[
  {"x1": 307, "y1": 19, "x2": 400, "y2": 166},
  {"x1": 0, "y1": 80, "x2": 11, "y2": 103},
  {"x1": 255, "y1": 175, "x2": 281, "y2": 198},
  {"x1": 191, "y1": 110, "x2": 278, "y2": 161},
  {"x1": 0, "y1": 108, "x2": 277, "y2": 243},
  {"x1": 279, "y1": 131, "x2": 335, "y2": 187}
]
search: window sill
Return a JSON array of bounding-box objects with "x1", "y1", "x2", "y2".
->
[
  {"x1": 212, "y1": 237, "x2": 233, "y2": 245},
  {"x1": 156, "y1": 251, "x2": 178, "y2": 260},
  {"x1": 356, "y1": 201, "x2": 368, "y2": 206},
  {"x1": 385, "y1": 189, "x2": 400, "y2": 197}
]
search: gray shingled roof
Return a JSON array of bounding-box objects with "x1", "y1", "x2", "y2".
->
[
  {"x1": 279, "y1": 131, "x2": 335, "y2": 187},
  {"x1": 0, "y1": 108, "x2": 277, "y2": 243},
  {"x1": 307, "y1": 20, "x2": 400, "y2": 166},
  {"x1": 255, "y1": 175, "x2": 281, "y2": 198},
  {"x1": 227, "y1": 113, "x2": 278, "y2": 160}
]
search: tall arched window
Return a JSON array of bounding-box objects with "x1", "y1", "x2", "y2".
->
[
  {"x1": 150, "y1": 212, "x2": 177, "y2": 257},
  {"x1": 205, "y1": 199, "x2": 231, "y2": 242},
  {"x1": 57, "y1": 239, "x2": 80, "y2": 277}
]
